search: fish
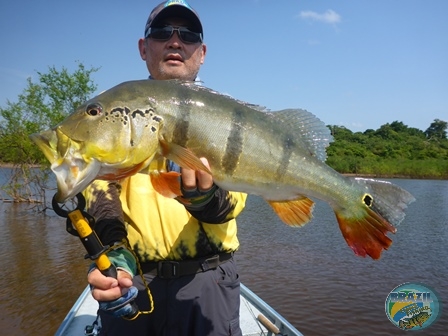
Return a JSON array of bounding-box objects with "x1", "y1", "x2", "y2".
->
[
  {"x1": 30, "y1": 79, "x2": 415, "y2": 259},
  {"x1": 398, "y1": 311, "x2": 431, "y2": 329}
]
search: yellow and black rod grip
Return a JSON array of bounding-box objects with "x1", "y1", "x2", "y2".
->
[
  {"x1": 68, "y1": 209, "x2": 139, "y2": 319},
  {"x1": 68, "y1": 209, "x2": 114, "y2": 274}
]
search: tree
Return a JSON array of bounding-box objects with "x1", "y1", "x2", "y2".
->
[
  {"x1": 327, "y1": 120, "x2": 448, "y2": 178},
  {"x1": 425, "y1": 119, "x2": 448, "y2": 140},
  {"x1": 0, "y1": 62, "x2": 99, "y2": 203}
]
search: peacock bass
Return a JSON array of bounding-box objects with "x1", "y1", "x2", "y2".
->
[{"x1": 30, "y1": 80, "x2": 415, "y2": 259}]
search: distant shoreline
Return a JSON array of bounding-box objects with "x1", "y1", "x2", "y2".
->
[
  {"x1": 0, "y1": 163, "x2": 41, "y2": 168},
  {"x1": 1, "y1": 163, "x2": 446, "y2": 180}
]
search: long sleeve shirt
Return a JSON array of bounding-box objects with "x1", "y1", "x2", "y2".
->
[{"x1": 84, "y1": 157, "x2": 247, "y2": 263}]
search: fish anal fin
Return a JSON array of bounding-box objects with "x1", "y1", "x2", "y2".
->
[
  {"x1": 150, "y1": 171, "x2": 182, "y2": 198},
  {"x1": 159, "y1": 139, "x2": 211, "y2": 174},
  {"x1": 335, "y1": 207, "x2": 396, "y2": 260},
  {"x1": 268, "y1": 197, "x2": 314, "y2": 226}
]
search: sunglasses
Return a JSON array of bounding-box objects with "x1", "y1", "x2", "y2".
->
[{"x1": 146, "y1": 26, "x2": 203, "y2": 44}]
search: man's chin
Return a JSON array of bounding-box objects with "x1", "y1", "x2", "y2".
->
[{"x1": 159, "y1": 69, "x2": 192, "y2": 81}]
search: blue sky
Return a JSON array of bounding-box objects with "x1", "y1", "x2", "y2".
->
[{"x1": 1, "y1": 0, "x2": 447, "y2": 132}]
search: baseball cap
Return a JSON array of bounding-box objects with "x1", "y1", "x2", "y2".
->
[{"x1": 144, "y1": 0, "x2": 203, "y2": 38}]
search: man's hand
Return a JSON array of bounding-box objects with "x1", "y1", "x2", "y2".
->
[
  {"x1": 89, "y1": 268, "x2": 139, "y2": 317},
  {"x1": 89, "y1": 268, "x2": 133, "y2": 302},
  {"x1": 181, "y1": 157, "x2": 213, "y2": 192}
]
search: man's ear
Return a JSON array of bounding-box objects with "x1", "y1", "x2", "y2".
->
[
  {"x1": 138, "y1": 38, "x2": 147, "y2": 61},
  {"x1": 200, "y1": 43, "x2": 207, "y2": 64}
]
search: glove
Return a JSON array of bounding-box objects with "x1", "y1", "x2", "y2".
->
[
  {"x1": 88, "y1": 244, "x2": 139, "y2": 318},
  {"x1": 98, "y1": 286, "x2": 139, "y2": 317}
]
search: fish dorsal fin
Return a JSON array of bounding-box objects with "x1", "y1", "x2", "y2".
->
[
  {"x1": 273, "y1": 109, "x2": 333, "y2": 162},
  {"x1": 178, "y1": 81, "x2": 270, "y2": 112},
  {"x1": 176, "y1": 81, "x2": 331, "y2": 161}
]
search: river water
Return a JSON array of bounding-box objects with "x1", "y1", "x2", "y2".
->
[{"x1": 0, "y1": 170, "x2": 447, "y2": 335}]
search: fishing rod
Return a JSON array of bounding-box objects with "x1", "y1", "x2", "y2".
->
[{"x1": 52, "y1": 193, "x2": 139, "y2": 320}]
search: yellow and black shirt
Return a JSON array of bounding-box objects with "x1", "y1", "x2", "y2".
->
[{"x1": 84, "y1": 158, "x2": 247, "y2": 265}]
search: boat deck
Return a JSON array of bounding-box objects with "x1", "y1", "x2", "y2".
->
[{"x1": 56, "y1": 284, "x2": 302, "y2": 336}]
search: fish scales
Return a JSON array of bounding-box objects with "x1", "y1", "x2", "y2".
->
[{"x1": 30, "y1": 79, "x2": 415, "y2": 259}]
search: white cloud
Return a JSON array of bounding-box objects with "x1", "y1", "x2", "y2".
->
[{"x1": 298, "y1": 9, "x2": 341, "y2": 24}]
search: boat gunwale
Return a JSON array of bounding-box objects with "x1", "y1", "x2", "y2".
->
[{"x1": 56, "y1": 283, "x2": 303, "y2": 336}]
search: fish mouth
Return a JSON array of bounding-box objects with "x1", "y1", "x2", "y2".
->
[{"x1": 29, "y1": 128, "x2": 101, "y2": 203}]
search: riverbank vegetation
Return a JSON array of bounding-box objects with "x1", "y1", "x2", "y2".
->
[
  {"x1": 326, "y1": 120, "x2": 448, "y2": 179},
  {"x1": 0, "y1": 64, "x2": 447, "y2": 203},
  {"x1": 0, "y1": 63, "x2": 98, "y2": 203}
]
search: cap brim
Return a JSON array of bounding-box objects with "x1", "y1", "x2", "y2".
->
[{"x1": 151, "y1": 5, "x2": 202, "y2": 33}]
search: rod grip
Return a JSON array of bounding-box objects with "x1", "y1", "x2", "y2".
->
[
  {"x1": 257, "y1": 313, "x2": 281, "y2": 335},
  {"x1": 68, "y1": 210, "x2": 139, "y2": 319}
]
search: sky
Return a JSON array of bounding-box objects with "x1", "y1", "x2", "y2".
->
[{"x1": 1, "y1": 0, "x2": 447, "y2": 132}]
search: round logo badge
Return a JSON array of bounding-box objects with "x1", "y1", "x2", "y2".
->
[{"x1": 385, "y1": 282, "x2": 442, "y2": 331}]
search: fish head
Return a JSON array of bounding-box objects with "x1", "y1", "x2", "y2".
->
[{"x1": 30, "y1": 81, "x2": 164, "y2": 203}]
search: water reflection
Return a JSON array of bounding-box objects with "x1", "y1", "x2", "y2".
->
[
  {"x1": 236, "y1": 179, "x2": 448, "y2": 336},
  {"x1": 0, "y1": 203, "x2": 88, "y2": 334}
]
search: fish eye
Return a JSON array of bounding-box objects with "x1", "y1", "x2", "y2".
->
[{"x1": 86, "y1": 103, "x2": 102, "y2": 116}]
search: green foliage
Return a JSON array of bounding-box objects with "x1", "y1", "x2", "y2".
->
[
  {"x1": 327, "y1": 120, "x2": 448, "y2": 179},
  {"x1": 425, "y1": 119, "x2": 448, "y2": 140},
  {"x1": 0, "y1": 62, "x2": 99, "y2": 164},
  {"x1": 0, "y1": 63, "x2": 99, "y2": 203}
]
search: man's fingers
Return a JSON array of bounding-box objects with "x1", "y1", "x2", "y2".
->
[
  {"x1": 181, "y1": 157, "x2": 213, "y2": 191},
  {"x1": 181, "y1": 166, "x2": 197, "y2": 190},
  {"x1": 88, "y1": 268, "x2": 132, "y2": 301},
  {"x1": 196, "y1": 158, "x2": 213, "y2": 191}
]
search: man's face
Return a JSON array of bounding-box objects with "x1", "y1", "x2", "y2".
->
[{"x1": 139, "y1": 18, "x2": 206, "y2": 81}]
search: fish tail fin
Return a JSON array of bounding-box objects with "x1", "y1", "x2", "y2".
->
[
  {"x1": 335, "y1": 178, "x2": 415, "y2": 259},
  {"x1": 335, "y1": 206, "x2": 396, "y2": 259},
  {"x1": 268, "y1": 196, "x2": 315, "y2": 226}
]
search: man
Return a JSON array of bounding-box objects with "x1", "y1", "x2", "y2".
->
[{"x1": 86, "y1": 1, "x2": 247, "y2": 335}]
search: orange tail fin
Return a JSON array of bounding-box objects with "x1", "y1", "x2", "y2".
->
[
  {"x1": 335, "y1": 207, "x2": 396, "y2": 259},
  {"x1": 268, "y1": 197, "x2": 315, "y2": 226}
]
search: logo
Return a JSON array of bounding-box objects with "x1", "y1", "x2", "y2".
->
[
  {"x1": 385, "y1": 282, "x2": 442, "y2": 331},
  {"x1": 164, "y1": 0, "x2": 192, "y2": 10}
]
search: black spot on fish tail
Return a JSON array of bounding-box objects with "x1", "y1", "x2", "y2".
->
[
  {"x1": 275, "y1": 135, "x2": 294, "y2": 181},
  {"x1": 363, "y1": 194, "x2": 373, "y2": 207},
  {"x1": 222, "y1": 107, "x2": 244, "y2": 175}
]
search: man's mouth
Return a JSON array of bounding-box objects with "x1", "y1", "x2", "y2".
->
[{"x1": 165, "y1": 54, "x2": 184, "y2": 63}]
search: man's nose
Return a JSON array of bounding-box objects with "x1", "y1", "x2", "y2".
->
[{"x1": 167, "y1": 31, "x2": 182, "y2": 47}]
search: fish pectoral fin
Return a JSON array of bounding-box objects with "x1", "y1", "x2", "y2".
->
[
  {"x1": 159, "y1": 140, "x2": 211, "y2": 174},
  {"x1": 335, "y1": 207, "x2": 396, "y2": 260},
  {"x1": 268, "y1": 197, "x2": 315, "y2": 227},
  {"x1": 150, "y1": 171, "x2": 182, "y2": 198}
]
